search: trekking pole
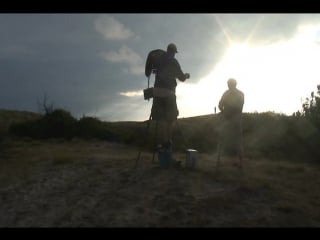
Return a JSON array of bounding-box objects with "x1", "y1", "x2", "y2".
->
[{"x1": 135, "y1": 112, "x2": 152, "y2": 169}]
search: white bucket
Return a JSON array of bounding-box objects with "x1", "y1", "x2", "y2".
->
[{"x1": 185, "y1": 149, "x2": 198, "y2": 169}]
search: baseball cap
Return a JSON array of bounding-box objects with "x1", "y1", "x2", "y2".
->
[{"x1": 167, "y1": 43, "x2": 178, "y2": 53}]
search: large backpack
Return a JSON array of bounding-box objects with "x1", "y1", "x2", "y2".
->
[
  {"x1": 143, "y1": 49, "x2": 166, "y2": 100},
  {"x1": 145, "y1": 49, "x2": 166, "y2": 77}
]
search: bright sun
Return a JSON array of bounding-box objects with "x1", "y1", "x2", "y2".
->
[{"x1": 176, "y1": 24, "x2": 320, "y2": 118}]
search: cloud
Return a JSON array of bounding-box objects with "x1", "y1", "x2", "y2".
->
[
  {"x1": 101, "y1": 45, "x2": 144, "y2": 75},
  {"x1": 120, "y1": 90, "x2": 143, "y2": 97},
  {"x1": 94, "y1": 15, "x2": 135, "y2": 40},
  {"x1": 102, "y1": 45, "x2": 141, "y2": 64},
  {"x1": 0, "y1": 44, "x2": 35, "y2": 59},
  {"x1": 121, "y1": 66, "x2": 144, "y2": 75}
]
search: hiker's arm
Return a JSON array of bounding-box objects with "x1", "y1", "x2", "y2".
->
[{"x1": 174, "y1": 59, "x2": 189, "y2": 82}]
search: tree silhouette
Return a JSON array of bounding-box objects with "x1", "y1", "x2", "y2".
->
[
  {"x1": 37, "y1": 93, "x2": 54, "y2": 115},
  {"x1": 296, "y1": 84, "x2": 320, "y2": 130}
]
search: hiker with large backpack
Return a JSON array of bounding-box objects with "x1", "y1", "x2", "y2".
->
[{"x1": 145, "y1": 43, "x2": 190, "y2": 165}]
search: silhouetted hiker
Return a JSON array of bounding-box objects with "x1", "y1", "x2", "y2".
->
[
  {"x1": 151, "y1": 43, "x2": 190, "y2": 164},
  {"x1": 218, "y1": 78, "x2": 244, "y2": 168}
]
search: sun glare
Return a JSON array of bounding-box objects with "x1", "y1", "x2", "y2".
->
[{"x1": 177, "y1": 24, "x2": 320, "y2": 118}]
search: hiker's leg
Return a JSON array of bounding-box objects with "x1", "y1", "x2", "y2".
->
[
  {"x1": 159, "y1": 120, "x2": 173, "y2": 151},
  {"x1": 164, "y1": 119, "x2": 181, "y2": 166},
  {"x1": 152, "y1": 97, "x2": 167, "y2": 147},
  {"x1": 167, "y1": 120, "x2": 174, "y2": 143},
  {"x1": 158, "y1": 120, "x2": 167, "y2": 146},
  {"x1": 165, "y1": 95, "x2": 178, "y2": 149}
]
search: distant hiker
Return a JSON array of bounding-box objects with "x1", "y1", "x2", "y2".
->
[
  {"x1": 218, "y1": 78, "x2": 244, "y2": 167},
  {"x1": 148, "y1": 43, "x2": 190, "y2": 164}
]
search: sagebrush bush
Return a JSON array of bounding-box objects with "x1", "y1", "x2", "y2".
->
[
  {"x1": 76, "y1": 116, "x2": 118, "y2": 141},
  {"x1": 10, "y1": 109, "x2": 77, "y2": 139}
]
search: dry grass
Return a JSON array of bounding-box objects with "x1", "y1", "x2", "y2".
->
[{"x1": 0, "y1": 138, "x2": 320, "y2": 227}]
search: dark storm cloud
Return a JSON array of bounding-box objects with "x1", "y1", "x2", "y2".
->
[
  {"x1": 1, "y1": 14, "x2": 320, "y2": 121},
  {"x1": 0, "y1": 14, "x2": 123, "y2": 117}
]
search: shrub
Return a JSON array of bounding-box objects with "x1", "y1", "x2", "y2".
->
[{"x1": 10, "y1": 109, "x2": 77, "y2": 139}]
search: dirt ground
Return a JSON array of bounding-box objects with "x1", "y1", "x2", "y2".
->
[{"x1": 0, "y1": 139, "x2": 319, "y2": 228}]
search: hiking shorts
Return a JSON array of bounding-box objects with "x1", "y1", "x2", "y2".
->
[{"x1": 151, "y1": 95, "x2": 178, "y2": 122}]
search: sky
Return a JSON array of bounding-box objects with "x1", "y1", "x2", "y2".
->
[{"x1": 1, "y1": 13, "x2": 320, "y2": 121}]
